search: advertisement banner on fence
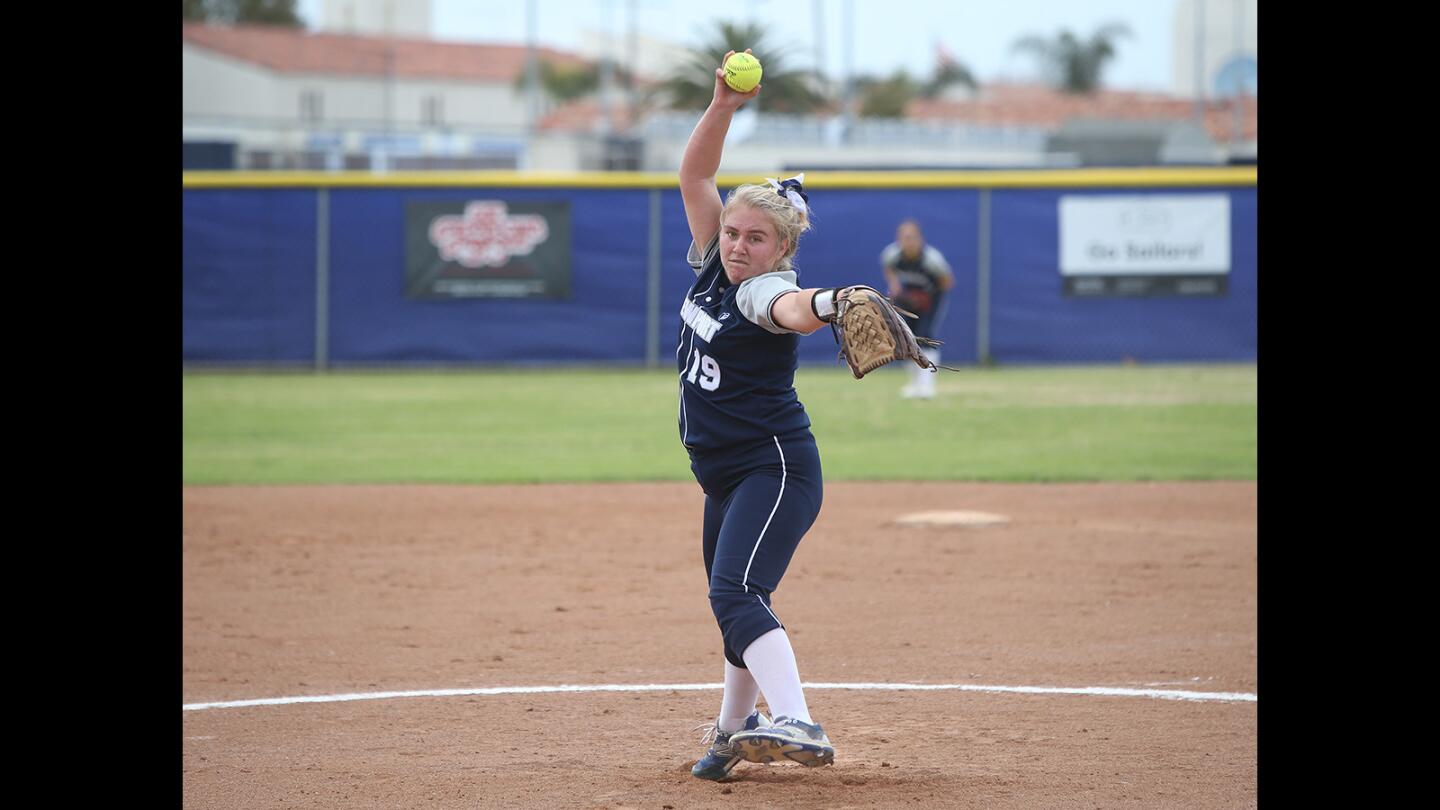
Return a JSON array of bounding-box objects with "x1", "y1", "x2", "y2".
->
[
  {"x1": 406, "y1": 200, "x2": 572, "y2": 299},
  {"x1": 1059, "y1": 195, "x2": 1230, "y2": 297}
]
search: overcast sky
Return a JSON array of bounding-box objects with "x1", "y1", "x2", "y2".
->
[{"x1": 297, "y1": 0, "x2": 1186, "y2": 91}]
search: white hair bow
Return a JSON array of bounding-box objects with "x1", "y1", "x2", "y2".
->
[{"x1": 765, "y1": 172, "x2": 810, "y2": 216}]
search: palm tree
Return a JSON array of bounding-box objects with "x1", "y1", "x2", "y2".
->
[
  {"x1": 652, "y1": 20, "x2": 828, "y2": 114},
  {"x1": 857, "y1": 70, "x2": 922, "y2": 118},
  {"x1": 856, "y1": 53, "x2": 976, "y2": 118},
  {"x1": 515, "y1": 59, "x2": 634, "y2": 103},
  {"x1": 1011, "y1": 23, "x2": 1132, "y2": 94},
  {"x1": 922, "y1": 45, "x2": 978, "y2": 99}
]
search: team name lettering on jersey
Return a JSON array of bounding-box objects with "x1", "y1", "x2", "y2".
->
[{"x1": 681, "y1": 298, "x2": 722, "y2": 342}]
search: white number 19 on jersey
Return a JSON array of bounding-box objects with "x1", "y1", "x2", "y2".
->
[{"x1": 686, "y1": 349, "x2": 721, "y2": 391}]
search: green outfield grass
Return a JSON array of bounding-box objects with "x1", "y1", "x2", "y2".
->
[{"x1": 182, "y1": 364, "x2": 1256, "y2": 484}]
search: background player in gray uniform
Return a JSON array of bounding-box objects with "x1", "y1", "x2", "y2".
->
[
  {"x1": 881, "y1": 220, "x2": 954, "y2": 399},
  {"x1": 677, "y1": 49, "x2": 887, "y2": 781}
]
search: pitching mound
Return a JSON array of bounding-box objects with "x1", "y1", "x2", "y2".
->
[{"x1": 892, "y1": 510, "x2": 1010, "y2": 528}]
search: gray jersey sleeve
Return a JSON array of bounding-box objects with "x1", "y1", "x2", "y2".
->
[
  {"x1": 735, "y1": 270, "x2": 803, "y2": 335},
  {"x1": 922, "y1": 245, "x2": 954, "y2": 280},
  {"x1": 880, "y1": 243, "x2": 903, "y2": 270},
  {"x1": 687, "y1": 235, "x2": 720, "y2": 275}
]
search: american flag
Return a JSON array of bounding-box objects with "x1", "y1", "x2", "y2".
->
[{"x1": 935, "y1": 40, "x2": 958, "y2": 69}]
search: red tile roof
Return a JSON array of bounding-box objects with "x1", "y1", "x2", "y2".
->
[
  {"x1": 182, "y1": 22, "x2": 590, "y2": 81},
  {"x1": 907, "y1": 82, "x2": 1256, "y2": 142},
  {"x1": 535, "y1": 98, "x2": 642, "y2": 134}
]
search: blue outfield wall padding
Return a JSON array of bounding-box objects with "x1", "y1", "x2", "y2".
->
[
  {"x1": 183, "y1": 190, "x2": 319, "y2": 363},
  {"x1": 181, "y1": 182, "x2": 1256, "y2": 366},
  {"x1": 988, "y1": 187, "x2": 1257, "y2": 364},
  {"x1": 658, "y1": 188, "x2": 697, "y2": 369},
  {"x1": 326, "y1": 187, "x2": 653, "y2": 364}
]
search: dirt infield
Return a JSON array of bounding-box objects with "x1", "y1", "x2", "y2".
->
[{"x1": 182, "y1": 482, "x2": 1257, "y2": 809}]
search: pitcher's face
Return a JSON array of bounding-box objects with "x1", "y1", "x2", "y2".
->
[{"x1": 719, "y1": 204, "x2": 789, "y2": 284}]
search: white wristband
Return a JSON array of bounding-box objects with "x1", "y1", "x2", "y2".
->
[{"x1": 812, "y1": 288, "x2": 838, "y2": 322}]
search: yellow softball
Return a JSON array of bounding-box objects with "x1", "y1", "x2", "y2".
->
[{"x1": 724, "y1": 52, "x2": 763, "y2": 93}]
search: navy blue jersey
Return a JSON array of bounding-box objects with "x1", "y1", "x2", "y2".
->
[
  {"x1": 880, "y1": 242, "x2": 953, "y2": 316},
  {"x1": 677, "y1": 236, "x2": 812, "y2": 453}
]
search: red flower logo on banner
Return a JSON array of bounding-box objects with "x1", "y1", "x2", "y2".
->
[{"x1": 428, "y1": 201, "x2": 550, "y2": 268}]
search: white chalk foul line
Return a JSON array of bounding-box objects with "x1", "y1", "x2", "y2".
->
[{"x1": 183, "y1": 681, "x2": 1256, "y2": 712}]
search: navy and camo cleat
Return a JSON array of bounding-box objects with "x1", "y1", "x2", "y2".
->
[
  {"x1": 691, "y1": 710, "x2": 770, "y2": 781},
  {"x1": 730, "y1": 716, "x2": 835, "y2": 767}
]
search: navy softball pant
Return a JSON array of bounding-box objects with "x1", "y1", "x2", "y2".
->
[
  {"x1": 910, "y1": 293, "x2": 948, "y2": 341},
  {"x1": 689, "y1": 430, "x2": 824, "y2": 668}
]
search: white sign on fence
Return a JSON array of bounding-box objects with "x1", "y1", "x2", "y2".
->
[{"x1": 1059, "y1": 195, "x2": 1231, "y2": 276}]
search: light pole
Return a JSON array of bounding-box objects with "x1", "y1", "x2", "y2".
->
[
  {"x1": 524, "y1": 0, "x2": 541, "y2": 168},
  {"x1": 842, "y1": 0, "x2": 854, "y2": 142},
  {"x1": 813, "y1": 0, "x2": 825, "y2": 92},
  {"x1": 626, "y1": 0, "x2": 638, "y2": 132},
  {"x1": 1230, "y1": 0, "x2": 1244, "y2": 148},
  {"x1": 598, "y1": 0, "x2": 615, "y2": 137},
  {"x1": 1192, "y1": 0, "x2": 1206, "y2": 123}
]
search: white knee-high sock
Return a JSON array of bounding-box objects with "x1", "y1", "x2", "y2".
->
[
  {"x1": 921, "y1": 348, "x2": 941, "y2": 394},
  {"x1": 740, "y1": 627, "x2": 813, "y2": 724},
  {"x1": 717, "y1": 661, "x2": 762, "y2": 732}
]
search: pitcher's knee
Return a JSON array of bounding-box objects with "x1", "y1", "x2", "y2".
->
[
  {"x1": 708, "y1": 580, "x2": 751, "y2": 624},
  {"x1": 709, "y1": 583, "x2": 782, "y2": 662}
]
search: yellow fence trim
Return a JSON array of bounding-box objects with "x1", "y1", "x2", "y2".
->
[{"x1": 183, "y1": 166, "x2": 1256, "y2": 190}]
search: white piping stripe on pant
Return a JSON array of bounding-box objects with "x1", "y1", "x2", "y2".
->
[
  {"x1": 755, "y1": 593, "x2": 782, "y2": 628},
  {"x1": 679, "y1": 329, "x2": 696, "y2": 443},
  {"x1": 741, "y1": 436, "x2": 787, "y2": 595}
]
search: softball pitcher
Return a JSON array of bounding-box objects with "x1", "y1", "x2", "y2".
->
[{"x1": 674, "y1": 50, "x2": 885, "y2": 781}]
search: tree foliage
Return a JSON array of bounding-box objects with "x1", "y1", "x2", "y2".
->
[
  {"x1": 1011, "y1": 23, "x2": 1132, "y2": 94},
  {"x1": 857, "y1": 70, "x2": 922, "y2": 118},
  {"x1": 652, "y1": 20, "x2": 827, "y2": 114},
  {"x1": 922, "y1": 60, "x2": 977, "y2": 99},
  {"x1": 513, "y1": 59, "x2": 636, "y2": 103},
  {"x1": 854, "y1": 57, "x2": 977, "y2": 118},
  {"x1": 183, "y1": 0, "x2": 305, "y2": 27}
]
